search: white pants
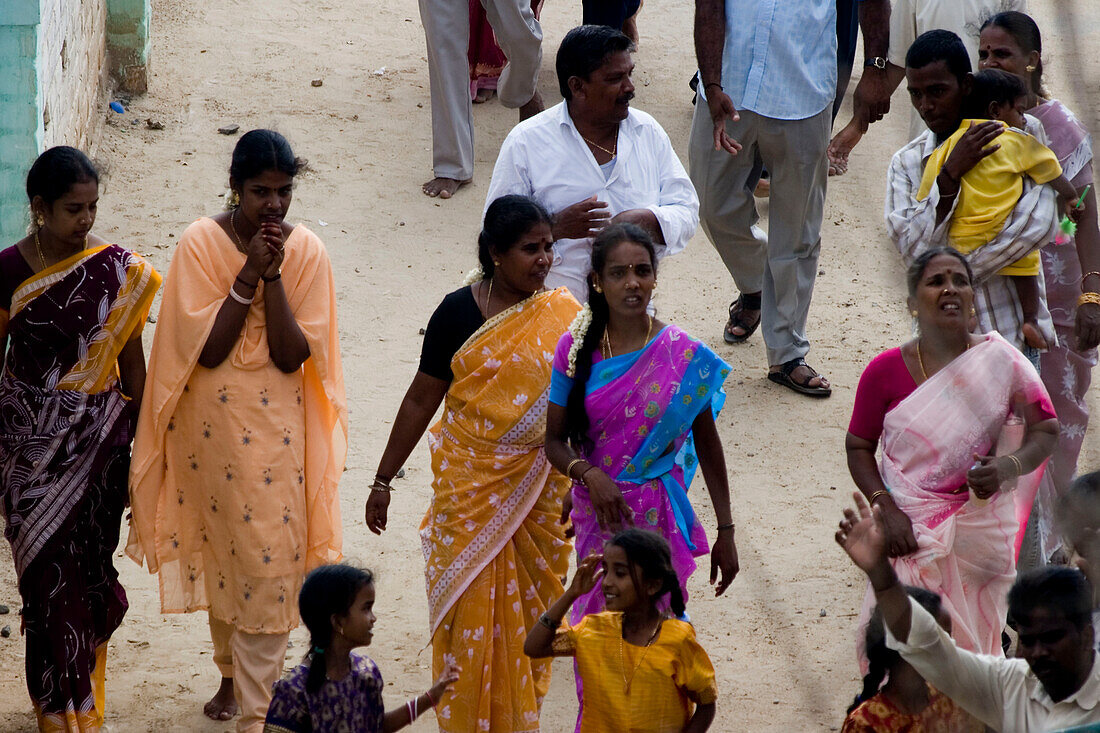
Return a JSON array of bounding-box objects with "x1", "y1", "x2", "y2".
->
[{"x1": 419, "y1": 0, "x2": 542, "y2": 179}]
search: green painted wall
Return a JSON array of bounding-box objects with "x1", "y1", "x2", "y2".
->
[
  {"x1": 0, "y1": 0, "x2": 40, "y2": 245},
  {"x1": 106, "y1": 0, "x2": 150, "y2": 90}
]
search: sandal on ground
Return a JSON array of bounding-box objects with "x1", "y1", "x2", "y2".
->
[
  {"x1": 724, "y1": 293, "x2": 762, "y2": 344},
  {"x1": 767, "y1": 357, "x2": 832, "y2": 398}
]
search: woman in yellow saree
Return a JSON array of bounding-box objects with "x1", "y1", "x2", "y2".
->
[
  {"x1": 0, "y1": 147, "x2": 160, "y2": 732},
  {"x1": 365, "y1": 195, "x2": 580, "y2": 732}
]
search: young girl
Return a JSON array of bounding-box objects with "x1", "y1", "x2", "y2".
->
[
  {"x1": 264, "y1": 565, "x2": 459, "y2": 732},
  {"x1": 842, "y1": 586, "x2": 983, "y2": 732},
  {"x1": 524, "y1": 529, "x2": 718, "y2": 732},
  {"x1": 918, "y1": 68, "x2": 1083, "y2": 351}
]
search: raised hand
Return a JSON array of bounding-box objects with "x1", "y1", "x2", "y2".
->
[
  {"x1": 835, "y1": 492, "x2": 890, "y2": 576},
  {"x1": 565, "y1": 553, "x2": 604, "y2": 599},
  {"x1": 428, "y1": 661, "x2": 461, "y2": 702}
]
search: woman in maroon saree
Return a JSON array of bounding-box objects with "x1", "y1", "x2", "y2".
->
[{"x1": 0, "y1": 148, "x2": 160, "y2": 731}]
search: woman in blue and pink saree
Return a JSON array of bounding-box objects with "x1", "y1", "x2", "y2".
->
[{"x1": 0, "y1": 148, "x2": 160, "y2": 732}]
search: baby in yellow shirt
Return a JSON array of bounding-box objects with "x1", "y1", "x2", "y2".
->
[{"x1": 919, "y1": 69, "x2": 1082, "y2": 349}]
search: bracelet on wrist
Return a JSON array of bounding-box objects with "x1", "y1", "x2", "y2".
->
[
  {"x1": 538, "y1": 611, "x2": 561, "y2": 631},
  {"x1": 370, "y1": 476, "x2": 393, "y2": 492},
  {"x1": 565, "y1": 458, "x2": 586, "y2": 481},
  {"x1": 425, "y1": 688, "x2": 438, "y2": 708},
  {"x1": 1004, "y1": 454, "x2": 1023, "y2": 477},
  {"x1": 235, "y1": 274, "x2": 257, "y2": 289},
  {"x1": 869, "y1": 489, "x2": 890, "y2": 506},
  {"x1": 578, "y1": 465, "x2": 597, "y2": 487},
  {"x1": 716, "y1": 522, "x2": 735, "y2": 531},
  {"x1": 262, "y1": 272, "x2": 282, "y2": 283},
  {"x1": 704, "y1": 81, "x2": 723, "y2": 92},
  {"x1": 228, "y1": 285, "x2": 254, "y2": 306},
  {"x1": 1078, "y1": 291, "x2": 1100, "y2": 308},
  {"x1": 1081, "y1": 270, "x2": 1100, "y2": 283}
]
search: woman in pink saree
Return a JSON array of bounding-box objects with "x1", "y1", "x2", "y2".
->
[{"x1": 846, "y1": 248, "x2": 1059, "y2": 656}]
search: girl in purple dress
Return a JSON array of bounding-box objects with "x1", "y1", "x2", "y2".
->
[{"x1": 264, "y1": 566, "x2": 459, "y2": 732}]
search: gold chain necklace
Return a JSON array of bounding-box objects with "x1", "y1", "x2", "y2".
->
[
  {"x1": 33, "y1": 227, "x2": 47, "y2": 270},
  {"x1": 619, "y1": 617, "x2": 663, "y2": 693},
  {"x1": 581, "y1": 132, "x2": 617, "y2": 159},
  {"x1": 483, "y1": 277, "x2": 494, "y2": 316},
  {"x1": 916, "y1": 338, "x2": 970, "y2": 381},
  {"x1": 604, "y1": 315, "x2": 652, "y2": 359},
  {"x1": 229, "y1": 209, "x2": 247, "y2": 253}
]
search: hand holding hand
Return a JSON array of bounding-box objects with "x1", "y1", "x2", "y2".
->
[
  {"x1": 705, "y1": 88, "x2": 743, "y2": 156},
  {"x1": 566, "y1": 553, "x2": 604, "y2": 599},
  {"x1": 260, "y1": 222, "x2": 285, "y2": 279},
  {"x1": 364, "y1": 490, "x2": 390, "y2": 535},
  {"x1": 943, "y1": 121, "x2": 1003, "y2": 181},
  {"x1": 584, "y1": 469, "x2": 634, "y2": 531},
  {"x1": 709, "y1": 527, "x2": 739, "y2": 596},
  {"x1": 428, "y1": 662, "x2": 461, "y2": 702},
  {"x1": 553, "y1": 196, "x2": 611, "y2": 240}
]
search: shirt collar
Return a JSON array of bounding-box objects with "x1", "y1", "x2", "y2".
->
[
  {"x1": 1028, "y1": 654, "x2": 1100, "y2": 711},
  {"x1": 559, "y1": 101, "x2": 637, "y2": 134}
]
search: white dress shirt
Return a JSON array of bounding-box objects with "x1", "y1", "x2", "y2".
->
[
  {"x1": 887, "y1": 597, "x2": 1100, "y2": 732},
  {"x1": 484, "y1": 102, "x2": 699, "y2": 301},
  {"x1": 884, "y1": 118, "x2": 1059, "y2": 350}
]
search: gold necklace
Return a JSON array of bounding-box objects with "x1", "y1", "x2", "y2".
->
[
  {"x1": 33, "y1": 227, "x2": 47, "y2": 270},
  {"x1": 604, "y1": 315, "x2": 653, "y2": 359},
  {"x1": 619, "y1": 617, "x2": 663, "y2": 693},
  {"x1": 229, "y1": 209, "x2": 247, "y2": 252},
  {"x1": 916, "y1": 338, "x2": 970, "y2": 380},
  {"x1": 483, "y1": 277, "x2": 494, "y2": 316},
  {"x1": 580, "y1": 132, "x2": 617, "y2": 159}
]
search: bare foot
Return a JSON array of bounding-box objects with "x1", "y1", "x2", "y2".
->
[
  {"x1": 203, "y1": 677, "x2": 238, "y2": 721},
  {"x1": 827, "y1": 118, "x2": 864, "y2": 177},
  {"x1": 1022, "y1": 321, "x2": 1048, "y2": 349},
  {"x1": 422, "y1": 177, "x2": 471, "y2": 199},
  {"x1": 519, "y1": 90, "x2": 544, "y2": 121},
  {"x1": 473, "y1": 88, "x2": 494, "y2": 104}
]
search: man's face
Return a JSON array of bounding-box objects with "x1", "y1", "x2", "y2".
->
[
  {"x1": 905, "y1": 60, "x2": 967, "y2": 137},
  {"x1": 573, "y1": 51, "x2": 635, "y2": 124},
  {"x1": 1016, "y1": 606, "x2": 1095, "y2": 702}
]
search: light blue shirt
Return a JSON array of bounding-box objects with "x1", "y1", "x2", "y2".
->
[{"x1": 720, "y1": 0, "x2": 837, "y2": 120}]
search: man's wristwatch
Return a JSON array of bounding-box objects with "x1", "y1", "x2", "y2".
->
[{"x1": 864, "y1": 56, "x2": 888, "y2": 70}]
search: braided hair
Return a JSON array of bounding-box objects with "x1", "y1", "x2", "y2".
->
[
  {"x1": 608, "y1": 528, "x2": 686, "y2": 618},
  {"x1": 847, "y1": 586, "x2": 943, "y2": 714},
  {"x1": 564, "y1": 223, "x2": 657, "y2": 448},
  {"x1": 298, "y1": 564, "x2": 375, "y2": 693}
]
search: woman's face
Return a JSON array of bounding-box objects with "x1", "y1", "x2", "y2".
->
[
  {"x1": 234, "y1": 169, "x2": 294, "y2": 228},
  {"x1": 36, "y1": 180, "x2": 99, "y2": 248},
  {"x1": 595, "y1": 240, "x2": 656, "y2": 318},
  {"x1": 908, "y1": 254, "x2": 974, "y2": 331},
  {"x1": 978, "y1": 25, "x2": 1039, "y2": 91},
  {"x1": 494, "y1": 221, "x2": 554, "y2": 294}
]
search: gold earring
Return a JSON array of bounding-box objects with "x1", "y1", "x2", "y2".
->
[
  {"x1": 970, "y1": 307, "x2": 977, "y2": 317},
  {"x1": 593, "y1": 283, "x2": 603, "y2": 294},
  {"x1": 1026, "y1": 64, "x2": 1036, "y2": 72},
  {"x1": 35, "y1": 214, "x2": 44, "y2": 227},
  {"x1": 494, "y1": 260, "x2": 500, "y2": 266},
  {"x1": 910, "y1": 310, "x2": 918, "y2": 317}
]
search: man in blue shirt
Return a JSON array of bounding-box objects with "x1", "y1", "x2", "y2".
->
[{"x1": 689, "y1": 0, "x2": 887, "y2": 398}]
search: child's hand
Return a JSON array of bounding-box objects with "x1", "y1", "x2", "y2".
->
[
  {"x1": 427, "y1": 662, "x2": 460, "y2": 703},
  {"x1": 1065, "y1": 198, "x2": 1085, "y2": 225},
  {"x1": 566, "y1": 552, "x2": 604, "y2": 598}
]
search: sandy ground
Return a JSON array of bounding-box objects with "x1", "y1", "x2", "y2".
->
[{"x1": 1, "y1": 0, "x2": 1098, "y2": 730}]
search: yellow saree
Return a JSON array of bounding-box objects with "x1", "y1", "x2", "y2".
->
[{"x1": 422, "y1": 287, "x2": 579, "y2": 733}]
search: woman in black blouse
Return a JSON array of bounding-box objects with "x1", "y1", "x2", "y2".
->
[{"x1": 363, "y1": 195, "x2": 580, "y2": 728}]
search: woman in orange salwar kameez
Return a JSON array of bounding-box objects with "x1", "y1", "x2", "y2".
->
[
  {"x1": 128, "y1": 130, "x2": 347, "y2": 733},
  {"x1": 365, "y1": 195, "x2": 579, "y2": 732}
]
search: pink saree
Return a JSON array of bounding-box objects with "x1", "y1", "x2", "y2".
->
[{"x1": 863, "y1": 332, "x2": 1054, "y2": 655}]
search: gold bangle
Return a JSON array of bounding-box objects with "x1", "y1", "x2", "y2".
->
[
  {"x1": 1005, "y1": 454, "x2": 1023, "y2": 477},
  {"x1": 578, "y1": 465, "x2": 596, "y2": 487},
  {"x1": 370, "y1": 478, "x2": 393, "y2": 492},
  {"x1": 566, "y1": 458, "x2": 588, "y2": 482},
  {"x1": 1081, "y1": 271, "x2": 1100, "y2": 282},
  {"x1": 1078, "y1": 292, "x2": 1100, "y2": 307},
  {"x1": 869, "y1": 490, "x2": 890, "y2": 506}
]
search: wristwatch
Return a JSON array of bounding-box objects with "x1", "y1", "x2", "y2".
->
[{"x1": 864, "y1": 56, "x2": 888, "y2": 70}]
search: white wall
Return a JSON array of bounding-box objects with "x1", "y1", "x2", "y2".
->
[{"x1": 37, "y1": 0, "x2": 108, "y2": 150}]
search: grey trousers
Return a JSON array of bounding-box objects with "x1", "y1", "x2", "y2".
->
[
  {"x1": 419, "y1": 0, "x2": 542, "y2": 180},
  {"x1": 688, "y1": 100, "x2": 830, "y2": 366}
]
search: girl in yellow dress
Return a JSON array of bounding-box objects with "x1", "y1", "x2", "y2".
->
[{"x1": 525, "y1": 528, "x2": 718, "y2": 732}]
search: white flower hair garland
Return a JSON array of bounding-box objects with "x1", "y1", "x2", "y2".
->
[
  {"x1": 463, "y1": 263, "x2": 485, "y2": 285},
  {"x1": 565, "y1": 303, "x2": 594, "y2": 377}
]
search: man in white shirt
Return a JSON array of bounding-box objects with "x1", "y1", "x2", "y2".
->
[
  {"x1": 483, "y1": 25, "x2": 698, "y2": 300},
  {"x1": 836, "y1": 494, "x2": 1100, "y2": 732},
  {"x1": 885, "y1": 29, "x2": 1056, "y2": 354}
]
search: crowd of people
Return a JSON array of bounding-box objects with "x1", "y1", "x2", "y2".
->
[{"x1": 0, "y1": 1, "x2": 1098, "y2": 732}]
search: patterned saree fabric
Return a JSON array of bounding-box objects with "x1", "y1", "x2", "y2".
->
[
  {"x1": 865, "y1": 332, "x2": 1054, "y2": 656},
  {"x1": 564, "y1": 326, "x2": 732, "y2": 620},
  {"x1": 421, "y1": 287, "x2": 579, "y2": 733},
  {"x1": 128, "y1": 217, "x2": 347, "y2": 634},
  {"x1": 0, "y1": 244, "x2": 160, "y2": 732}
]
